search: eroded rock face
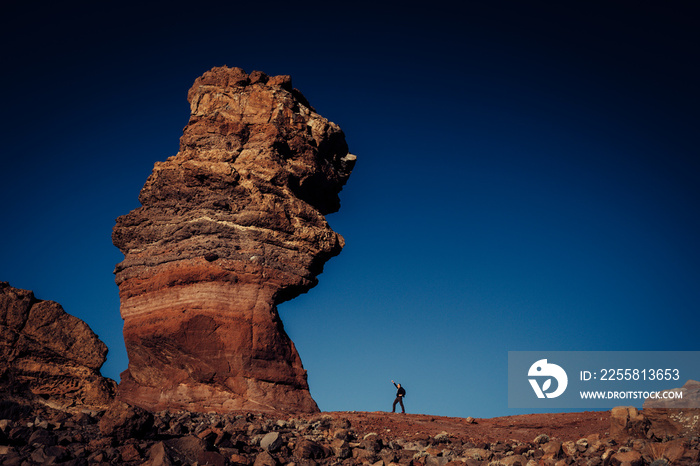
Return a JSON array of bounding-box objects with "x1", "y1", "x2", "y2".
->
[
  {"x1": 0, "y1": 282, "x2": 115, "y2": 409},
  {"x1": 112, "y1": 66, "x2": 355, "y2": 413}
]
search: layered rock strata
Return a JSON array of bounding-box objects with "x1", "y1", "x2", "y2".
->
[
  {"x1": 112, "y1": 66, "x2": 355, "y2": 413},
  {"x1": 0, "y1": 282, "x2": 115, "y2": 409}
]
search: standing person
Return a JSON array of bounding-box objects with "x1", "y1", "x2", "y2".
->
[{"x1": 391, "y1": 380, "x2": 406, "y2": 413}]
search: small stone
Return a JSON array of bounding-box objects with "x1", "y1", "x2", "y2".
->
[
  {"x1": 332, "y1": 438, "x2": 352, "y2": 459},
  {"x1": 362, "y1": 433, "x2": 383, "y2": 453},
  {"x1": 254, "y1": 450, "x2": 278, "y2": 466},
  {"x1": 260, "y1": 431, "x2": 284, "y2": 453},
  {"x1": 462, "y1": 447, "x2": 492, "y2": 461},
  {"x1": 561, "y1": 440, "x2": 577, "y2": 456},
  {"x1": 119, "y1": 444, "x2": 142, "y2": 462},
  {"x1": 144, "y1": 441, "x2": 175, "y2": 466},
  {"x1": 541, "y1": 440, "x2": 563, "y2": 459},
  {"x1": 99, "y1": 400, "x2": 154, "y2": 441},
  {"x1": 491, "y1": 441, "x2": 509, "y2": 452},
  {"x1": 28, "y1": 428, "x2": 56, "y2": 446},
  {"x1": 294, "y1": 438, "x2": 328, "y2": 459},
  {"x1": 434, "y1": 431, "x2": 450, "y2": 443},
  {"x1": 199, "y1": 450, "x2": 227, "y2": 466},
  {"x1": 229, "y1": 452, "x2": 252, "y2": 465},
  {"x1": 426, "y1": 456, "x2": 450, "y2": 466},
  {"x1": 166, "y1": 435, "x2": 207, "y2": 463},
  {"x1": 609, "y1": 449, "x2": 643, "y2": 466},
  {"x1": 500, "y1": 455, "x2": 528, "y2": 466}
]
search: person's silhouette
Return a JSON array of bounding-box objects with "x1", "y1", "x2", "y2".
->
[{"x1": 391, "y1": 380, "x2": 406, "y2": 413}]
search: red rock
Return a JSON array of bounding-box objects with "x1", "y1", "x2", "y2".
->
[
  {"x1": 646, "y1": 438, "x2": 699, "y2": 464},
  {"x1": 198, "y1": 450, "x2": 227, "y2": 466},
  {"x1": 512, "y1": 444, "x2": 530, "y2": 455},
  {"x1": 609, "y1": 449, "x2": 643, "y2": 466},
  {"x1": 112, "y1": 66, "x2": 355, "y2": 413},
  {"x1": 461, "y1": 448, "x2": 491, "y2": 460},
  {"x1": 643, "y1": 380, "x2": 700, "y2": 439},
  {"x1": 98, "y1": 400, "x2": 154, "y2": 441},
  {"x1": 144, "y1": 441, "x2": 175, "y2": 466},
  {"x1": 253, "y1": 450, "x2": 278, "y2": 466},
  {"x1": 0, "y1": 282, "x2": 115, "y2": 409},
  {"x1": 561, "y1": 440, "x2": 577, "y2": 456},
  {"x1": 230, "y1": 452, "x2": 253, "y2": 465},
  {"x1": 610, "y1": 406, "x2": 649, "y2": 440},
  {"x1": 165, "y1": 434, "x2": 208, "y2": 463},
  {"x1": 118, "y1": 443, "x2": 142, "y2": 462},
  {"x1": 541, "y1": 440, "x2": 563, "y2": 460},
  {"x1": 499, "y1": 455, "x2": 527, "y2": 466},
  {"x1": 294, "y1": 438, "x2": 329, "y2": 459}
]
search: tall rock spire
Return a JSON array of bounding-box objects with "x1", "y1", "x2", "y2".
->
[{"x1": 112, "y1": 66, "x2": 355, "y2": 413}]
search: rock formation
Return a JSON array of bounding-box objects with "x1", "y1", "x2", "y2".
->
[
  {"x1": 112, "y1": 66, "x2": 356, "y2": 413},
  {"x1": 643, "y1": 380, "x2": 700, "y2": 438},
  {"x1": 0, "y1": 282, "x2": 115, "y2": 409}
]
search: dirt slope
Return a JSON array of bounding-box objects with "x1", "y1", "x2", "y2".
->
[{"x1": 313, "y1": 410, "x2": 610, "y2": 443}]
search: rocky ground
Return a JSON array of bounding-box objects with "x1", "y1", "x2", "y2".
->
[{"x1": 1, "y1": 401, "x2": 698, "y2": 465}]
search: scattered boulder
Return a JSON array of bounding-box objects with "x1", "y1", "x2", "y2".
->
[
  {"x1": 609, "y1": 449, "x2": 644, "y2": 466},
  {"x1": 462, "y1": 447, "x2": 492, "y2": 461},
  {"x1": 434, "y1": 431, "x2": 451, "y2": 443},
  {"x1": 98, "y1": 400, "x2": 154, "y2": 441},
  {"x1": 260, "y1": 431, "x2": 284, "y2": 452},
  {"x1": 331, "y1": 437, "x2": 352, "y2": 458},
  {"x1": 295, "y1": 438, "x2": 329, "y2": 459},
  {"x1": 646, "y1": 438, "x2": 700, "y2": 464},
  {"x1": 610, "y1": 406, "x2": 650, "y2": 440},
  {"x1": 541, "y1": 440, "x2": 563, "y2": 460},
  {"x1": 499, "y1": 455, "x2": 528, "y2": 466},
  {"x1": 143, "y1": 441, "x2": 175, "y2": 466},
  {"x1": 561, "y1": 440, "x2": 577, "y2": 456},
  {"x1": 362, "y1": 432, "x2": 384, "y2": 452},
  {"x1": 254, "y1": 450, "x2": 278, "y2": 466}
]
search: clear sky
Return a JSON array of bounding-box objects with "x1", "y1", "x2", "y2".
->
[{"x1": 1, "y1": 1, "x2": 698, "y2": 418}]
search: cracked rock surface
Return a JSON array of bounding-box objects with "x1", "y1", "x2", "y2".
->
[
  {"x1": 112, "y1": 66, "x2": 356, "y2": 413},
  {"x1": 0, "y1": 282, "x2": 115, "y2": 410}
]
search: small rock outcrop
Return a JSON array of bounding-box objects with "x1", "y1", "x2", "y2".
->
[
  {"x1": 112, "y1": 66, "x2": 356, "y2": 413},
  {"x1": 643, "y1": 380, "x2": 700, "y2": 439},
  {"x1": 0, "y1": 282, "x2": 115, "y2": 409}
]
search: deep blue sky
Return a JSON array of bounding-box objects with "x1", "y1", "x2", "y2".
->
[{"x1": 1, "y1": 1, "x2": 698, "y2": 418}]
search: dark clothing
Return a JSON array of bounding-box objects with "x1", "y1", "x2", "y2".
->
[
  {"x1": 392, "y1": 396, "x2": 405, "y2": 413},
  {"x1": 392, "y1": 382, "x2": 405, "y2": 413}
]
